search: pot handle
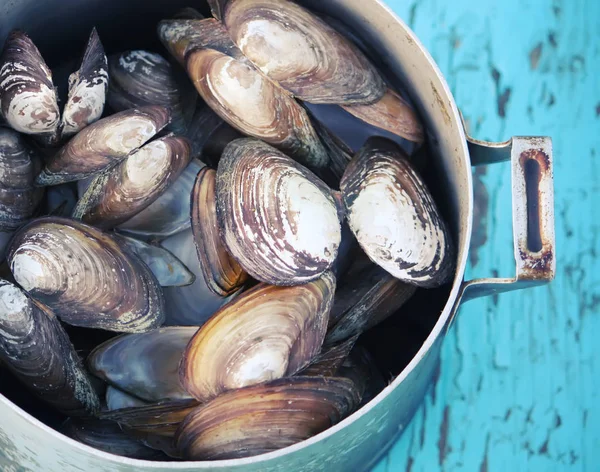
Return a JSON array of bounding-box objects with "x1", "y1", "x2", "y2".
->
[{"x1": 448, "y1": 116, "x2": 555, "y2": 327}]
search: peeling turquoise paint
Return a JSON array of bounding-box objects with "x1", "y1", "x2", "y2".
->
[{"x1": 373, "y1": 0, "x2": 599, "y2": 470}]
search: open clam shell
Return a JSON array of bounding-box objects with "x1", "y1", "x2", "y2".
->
[
  {"x1": 0, "y1": 127, "x2": 44, "y2": 231},
  {"x1": 88, "y1": 327, "x2": 197, "y2": 402},
  {"x1": 216, "y1": 138, "x2": 341, "y2": 285},
  {"x1": 0, "y1": 31, "x2": 60, "y2": 136},
  {"x1": 191, "y1": 167, "x2": 248, "y2": 297},
  {"x1": 72, "y1": 135, "x2": 191, "y2": 229},
  {"x1": 7, "y1": 217, "x2": 165, "y2": 333},
  {"x1": 175, "y1": 376, "x2": 360, "y2": 460},
  {"x1": 61, "y1": 28, "x2": 108, "y2": 137},
  {"x1": 179, "y1": 272, "x2": 335, "y2": 402},
  {"x1": 0, "y1": 279, "x2": 99, "y2": 415},
  {"x1": 36, "y1": 106, "x2": 171, "y2": 186},
  {"x1": 106, "y1": 386, "x2": 149, "y2": 410},
  {"x1": 340, "y1": 137, "x2": 454, "y2": 287}
]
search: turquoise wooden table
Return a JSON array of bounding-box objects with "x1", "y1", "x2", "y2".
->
[{"x1": 371, "y1": 0, "x2": 599, "y2": 470}]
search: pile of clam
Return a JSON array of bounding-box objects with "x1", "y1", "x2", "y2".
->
[{"x1": 0, "y1": 0, "x2": 454, "y2": 462}]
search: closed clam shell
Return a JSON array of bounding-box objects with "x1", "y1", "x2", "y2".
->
[
  {"x1": 175, "y1": 376, "x2": 360, "y2": 460},
  {"x1": 191, "y1": 167, "x2": 248, "y2": 297},
  {"x1": 223, "y1": 0, "x2": 385, "y2": 105},
  {"x1": 72, "y1": 135, "x2": 191, "y2": 229},
  {"x1": 61, "y1": 28, "x2": 108, "y2": 137},
  {"x1": 117, "y1": 159, "x2": 202, "y2": 240},
  {"x1": 7, "y1": 217, "x2": 165, "y2": 333},
  {"x1": 0, "y1": 127, "x2": 44, "y2": 231},
  {"x1": 216, "y1": 138, "x2": 341, "y2": 285},
  {"x1": 108, "y1": 50, "x2": 187, "y2": 133},
  {"x1": 106, "y1": 386, "x2": 149, "y2": 410},
  {"x1": 0, "y1": 31, "x2": 60, "y2": 135},
  {"x1": 36, "y1": 106, "x2": 171, "y2": 186},
  {"x1": 340, "y1": 138, "x2": 454, "y2": 287},
  {"x1": 179, "y1": 272, "x2": 335, "y2": 402},
  {"x1": 299, "y1": 335, "x2": 358, "y2": 377},
  {"x1": 87, "y1": 327, "x2": 197, "y2": 402},
  {"x1": 0, "y1": 279, "x2": 100, "y2": 415}
]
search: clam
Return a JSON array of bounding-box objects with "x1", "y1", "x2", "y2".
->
[
  {"x1": 107, "y1": 50, "x2": 188, "y2": 133},
  {"x1": 299, "y1": 335, "x2": 358, "y2": 377},
  {"x1": 7, "y1": 217, "x2": 165, "y2": 333},
  {"x1": 61, "y1": 28, "x2": 108, "y2": 137},
  {"x1": 160, "y1": 228, "x2": 234, "y2": 326},
  {"x1": 175, "y1": 376, "x2": 360, "y2": 460},
  {"x1": 0, "y1": 127, "x2": 44, "y2": 231},
  {"x1": 0, "y1": 31, "x2": 60, "y2": 136},
  {"x1": 191, "y1": 167, "x2": 248, "y2": 297},
  {"x1": 72, "y1": 135, "x2": 191, "y2": 229},
  {"x1": 106, "y1": 386, "x2": 149, "y2": 410},
  {"x1": 61, "y1": 418, "x2": 167, "y2": 460},
  {"x1": 88, "y1": 327, "x2": 197, "y2": 402},
  {"x1": 180, "y1": 272, "x2": 335, "y2": 402},
  {"x1": 0, "y1": 279, "x2": 99, "y2": 415},
  {"x1": 117, "y1": 159, "x2": 202, "y2": 240},
  {"x1": 216, "y1": 139, "x2": 341, "y2": 285},
  {"x1": 326, "y1": 264, "x2": 417, "y2": 345},
  {"x1": 112, "y1": 234, "x2": 194, "y2": 287},
  {"x1": 338, "y1": 346, "x2": 385, "y2": 406},
  {"x1": 340, "y1": 137, "x2": 454, "y2": 287},
  {"x1": 36, "y1": 106, "x2": 171, "y2": 186}
]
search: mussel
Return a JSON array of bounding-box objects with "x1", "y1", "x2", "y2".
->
[
  {"x1": 0, "y1": 127, "x2": 44, "y2": 231},
  {"x1": 340, "y1": 138, "x2": 454, "y2": 287},
  {"x1": 88, "y1": 327, "x2": 197, "y2": 402},
  {"x1": 0, "y1": 279, "x2": 99, "y2": 415},
  {"x1": 72, "y1": 134, "x2": 191, "y2": 229},
  {"x1": 180, "y1": 272, "x2": 335, "y2": 402},
  {"x1": 216, "y1": 138, "x2": 341, "y2": 285},
  {"x1": 175, "y1": 376, "x2": 360, "y2": 460},
  {"x1": 7, "y1": 217, "x2": 165, "y2": 332},
  {"x1": 191, "y1": 167, "x2": 248, "y2": 296},
  {"x1": 36, "y1": 106, "x2": 171, "y2": 186}
]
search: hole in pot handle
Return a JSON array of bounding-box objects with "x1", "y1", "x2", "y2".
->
[{"x1": 447, "y1": 114, "x2": 556, "y2": 329}]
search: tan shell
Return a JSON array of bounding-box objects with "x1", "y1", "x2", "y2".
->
[{"x1": 179, "y1": 272, "x2": 335, "y2": 402}]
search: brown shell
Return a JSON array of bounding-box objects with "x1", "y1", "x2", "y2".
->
[
  {"x1": 216, "y1": 138, "x2": 341, "y2": 285},
  {"x1": 340, "y1": 137, "x2": 455, "y2": 287},
  {"x1": 191, "y1": 167, "x2": 248, "y2": 296},
  {"x1": 0, "y1": 279, "x2": 99, "y2": 415},
  {"x1": 0, "y1": 31, "x2": 60, "y2": 135},
  {"x1": 72, "y1": 135, "x2": 191, "y2": 229},
  {"x1": 7, "y1": 217, "x2": 165, "y2": 333},
  {"x1": 223, "y1": 0, "x2": 385, "y2": 104},
  {"x1": 179, "y1": 272, "x2": 335, "y2": 402},
  {"x1": 299, "y1": 335, "x2": 358, "y2": 377},
  {"x1": 175, "y1": 376, "x2": 360, "y2": 460},
  {"x1": 36, "y1": 106, "x2": 171, "y2": 186}
]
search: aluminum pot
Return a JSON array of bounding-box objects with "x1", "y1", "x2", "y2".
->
[{"x1": 0, "y1": 0, "x2": 555, "y2": 470}]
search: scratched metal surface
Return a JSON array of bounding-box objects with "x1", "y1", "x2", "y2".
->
[{"x1": 372, "y1": 0, "x2": 599, "y2": 470}]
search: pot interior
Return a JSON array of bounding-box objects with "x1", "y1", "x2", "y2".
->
[{"x1": 0, "y1": 0, "x2": 470, "y2": 457}]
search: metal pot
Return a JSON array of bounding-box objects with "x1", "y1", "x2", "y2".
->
[{"x1": 0, "y1": 0, "x2": 555, "y2": 470}]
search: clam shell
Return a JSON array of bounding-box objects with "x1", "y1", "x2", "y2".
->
[
  {"x1": 0, "y1": 127, "x2": 44, "y2": 231},
  {"x1": 7, "y1": 217, "x2": 165, "y2": 333},
  {"x1": 112, "y1": 234, "x2": 194, "y2": 287},
  {"x1": 340, "y1": 138, "x2": 454, "y2": 287},
  {"x1": 106, "y1": 386, "x2": 149, "y2": 410},
  {"x1": 216, "y1": 138, "x2": 341, "y2": 285},
  {"x1": 0, "y1": 279, "x2": 99, "y2": 415},
  {"x1": 117, "y1": 159, "x2": 202, "y2": 240},
  {"x1": 191, "y1": 167, "x2": 248, "y2": 297},
  {"x1": 338, "y1": 346, "x2": 385, "y2": 407},
  {"x1": 299, "y1": 335, "x2": 358, "y2": 377},
  {"x1": 223, "y1": 0, "x2": 385, "y2": 105},
  {"x1": 61, "y1": 28, "x2": 108, "y2": 137},
  {"x1": 88, "y1": 327, "x2": 197, "y2": 402},
  {"x1": 160, "y1": 228, "x2": 235, "y2": 326},
  {"x1": 175, "y1": 376, "x2": 360, "y2": 460},
  {"x1": 180, "y1": 272, "x2": 335, "y2": 402},
  {"x1": 36, "y1": 106, "x2": 171, "y2": 186},
  {"x1": 72, "y1": 135, "x2": 191, "y2": 229},
  {"x1": 107, "y1": 50, "x2": 187, "y2": 133},
  {"x1": 0, "y1": 31, "x2": 60, "y2": 135}
]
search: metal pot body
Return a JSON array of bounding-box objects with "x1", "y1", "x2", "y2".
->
[{"x1": 0, "y1": 0, "x2": 554, "y2": 470}]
